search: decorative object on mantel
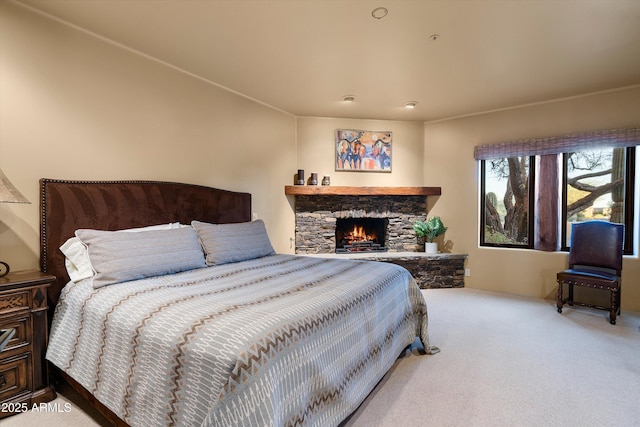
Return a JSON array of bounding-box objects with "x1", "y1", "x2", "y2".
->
[
  {"x1": 0, "y1": 169, "x2": 31, "y2": 276},
  {"x1": 309, "y1": 173, "x2": 318, "y2": 185},
  {"x1": 322, "y1": 176, "x2": 330, "y2": 186},
  {"x1": 335, "y1": 129, "x2": 392, "y2": 172},
  {"x1": 413, "y1": 217, "x2": 448, "y2": 254},
  {"x1": 296, "y1": 169, "x2": 305, "y2": 185}
]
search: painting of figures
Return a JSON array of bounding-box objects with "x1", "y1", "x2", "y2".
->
[{"x1": 335, "y1": 129, "x2": 392, "y2": 172}]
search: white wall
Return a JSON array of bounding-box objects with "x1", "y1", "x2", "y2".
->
[
  {"x1": 424, "y1": 87, "x2": 640, "y2": 310},
  {"x1": 0, "y1": 2, "x2": 297, "y2": 271},
  {"x1": 296, "y1": 117, "x2": 425, "y2": 187}
]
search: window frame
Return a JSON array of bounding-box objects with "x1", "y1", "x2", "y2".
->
[
  {"x1": 480, "y1": 156, "x2": 536, "y2": 249},
  {"x1": 560, "y1": 146, "x2": 636, "y2": 255},
  {"x1": 474, "y1": 127, "x2": 640, "y2": 255}
]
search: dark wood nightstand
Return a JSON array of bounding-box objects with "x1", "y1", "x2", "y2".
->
[{"x1": 0, "y1": 270, "x2": 56, "y2": 418}]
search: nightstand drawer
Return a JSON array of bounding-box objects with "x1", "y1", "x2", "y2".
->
[
  {"x1": 0, "y1": 317, "x2": 29, "y2": 354},
  {"x1": 0, "y1": 353, "x2": 30, "y2": 401},
  {"x1": 0, "y1": 270, "x2": 56, "y2": 412},
  {"x1": 0, "y1": 291, "x2": 29, "y2": 316}
]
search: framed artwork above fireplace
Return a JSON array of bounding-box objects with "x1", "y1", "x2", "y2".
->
[{"x1": 335, "y1": 129, "x2": 392, "y2": 172}]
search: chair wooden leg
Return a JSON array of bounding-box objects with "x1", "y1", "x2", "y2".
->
[
  {"x1": 557, "y1": 281, "x2": 563, "y2": 313},
  {"x1": 568, "y1": 283, "x2": 574, "y2": 306},
  {"x1": 618, "y1": 286, "x2": 622, "y2": 315},
  {"x1": 610, "y1": 289, "x2": 618, "y2": 325}
]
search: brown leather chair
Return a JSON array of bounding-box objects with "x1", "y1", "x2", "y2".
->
[{"x1": 557, "y1": 221, "x2": 624, "y2": 324}]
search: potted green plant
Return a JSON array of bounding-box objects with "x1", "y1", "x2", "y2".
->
[{"x1": 413, "y1": 216, "x2": 447, "y2": 253}]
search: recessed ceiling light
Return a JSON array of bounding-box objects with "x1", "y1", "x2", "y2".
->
[
  {"x1": 404, "y1": 101, "x2": 418, "y2": 109},
  {"x1": 342, "y1": 95, "x2": 356, "y2": 103},
  {"x1": 371, "y1": 7, "x2": 388, "y2": 19}
]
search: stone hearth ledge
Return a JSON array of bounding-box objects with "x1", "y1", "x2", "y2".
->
[{"x1": 303, "y1": 252, "x2": 467, "y2": 289}]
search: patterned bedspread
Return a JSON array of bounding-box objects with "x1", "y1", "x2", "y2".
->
[{"x1": 46, "y1": 254, "x2": 437, "y2": 427}]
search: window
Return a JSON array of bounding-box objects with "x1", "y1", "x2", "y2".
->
[
  {"x1": 562, "y1": 147, "x2": 635, "y2": 254},
  {"x1": 475, "y1": 127, "x2": 639, "y2": 253},
  {"x1": 481, "y1": 156, "x2": 534, "y2": 248}
]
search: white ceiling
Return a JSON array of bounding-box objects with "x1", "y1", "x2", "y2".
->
[{"x1": 15, "y1": 0, "x2": 640, "y2": 122}]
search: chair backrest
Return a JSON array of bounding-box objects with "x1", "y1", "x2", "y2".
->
[{"x1": 568, "y1": 221, "x2": 624, "y2": 275}]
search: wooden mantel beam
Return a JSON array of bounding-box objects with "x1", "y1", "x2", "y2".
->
[{"x1": 284, "y1": 186, "x2": 441, "y2": 196}]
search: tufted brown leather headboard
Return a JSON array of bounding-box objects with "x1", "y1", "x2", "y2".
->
[{"x1": 39, "y1": 179, "x2": 251, "y2": 311}]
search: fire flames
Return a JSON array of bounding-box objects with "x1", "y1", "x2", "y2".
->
[{"x1": 344, "y1": 225, "x2": 376, "y2": 244}]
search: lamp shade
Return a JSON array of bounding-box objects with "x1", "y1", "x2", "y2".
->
[{"x1": 0, "y1": 169, "x2": 30, "y2": 204}]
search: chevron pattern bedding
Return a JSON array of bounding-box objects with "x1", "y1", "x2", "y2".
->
[{"x1": 46, "y1": 254, "x2": 436, "y2": 427}]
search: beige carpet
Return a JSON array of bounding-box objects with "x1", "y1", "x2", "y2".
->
[
  {"x1": 344, "y1": 288, "x2": 640, "y2": 427},
  {"x1": 2, "y1": 288, "x2": 639, "y2": 427}
]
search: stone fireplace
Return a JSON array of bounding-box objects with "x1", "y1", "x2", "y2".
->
[
  {"x1": 293, "y1": 195, "x2": 426, "y2": 254},
  {"x1": 285, "y1": 186, "x2": 466, "y2": 289}
]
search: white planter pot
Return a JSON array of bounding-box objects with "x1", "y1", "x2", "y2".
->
[{"x1": 424, "y1": 242, "x2": 438, "y2": 254}]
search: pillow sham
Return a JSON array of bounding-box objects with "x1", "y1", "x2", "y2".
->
[
  {"x1": 75, "y1": 226, "x2": 206, "y2": 288},
  {"x1": 191, "y1": 219, "x2": 275, "y2": 266},
  {"x1": 60, "y1": 222, "x2": 182, "y2": 282}
]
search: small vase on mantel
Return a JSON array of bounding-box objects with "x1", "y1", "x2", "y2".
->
[{"x1": 424, "y1": 242, "x2": 438, "y2": 254}]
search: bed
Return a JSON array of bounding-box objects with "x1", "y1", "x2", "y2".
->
[{"x1": 39, "y1": 178, "x2": 437, "y2": 427}]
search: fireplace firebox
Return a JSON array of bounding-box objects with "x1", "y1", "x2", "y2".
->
[{"x1": 335, "y1": 218, "x2": 388, "y2": 253}]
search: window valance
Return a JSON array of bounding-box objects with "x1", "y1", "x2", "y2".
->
[{"x1": 474, "y1": 126, "x2": 640, "y2": 160}]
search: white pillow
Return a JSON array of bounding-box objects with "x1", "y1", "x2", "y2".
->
[
  {"x1": 60, "y1": 237, "x2": 95, "y2": 282},
  {"x1": 60, "y1": 222, "x2": 182, "y2": 282},
  {"x1": 119, "y1": 222, "x2": 183, "y2": 232},
  {"x1": 75, "y1": 226, "x2": 206, "y2": 288}
]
